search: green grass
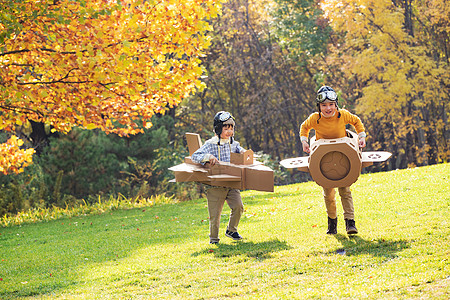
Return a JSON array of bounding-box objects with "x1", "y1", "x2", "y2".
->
[{"x1": 0, "y1": 164, "x2": 449, "y2": 299}]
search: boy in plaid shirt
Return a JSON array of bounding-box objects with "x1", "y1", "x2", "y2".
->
[{"x1": 191, "y1": 111, "x2": 245, "y2": 244}]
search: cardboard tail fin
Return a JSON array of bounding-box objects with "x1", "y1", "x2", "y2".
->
[{"x1": 186, "y1": 133, "x2": 202, "y2": 156}]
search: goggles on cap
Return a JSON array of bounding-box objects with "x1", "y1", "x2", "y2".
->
[
  {"x1": 218, "y1": 111, "x2": 235, "y2": 122},
  {"x1": 316, "y1": 91, "x2": 338, "y2": 103}
]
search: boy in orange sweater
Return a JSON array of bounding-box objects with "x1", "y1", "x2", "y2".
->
[{"x1": 300, "y1": 86, "x2": 366, "y2": 235}]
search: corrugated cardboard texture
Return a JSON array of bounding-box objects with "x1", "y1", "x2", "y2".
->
[
  {"x1": 169, "y1": 133, "x2": 274, "y2": 192},
  {"x1": 279, "y1": 157, "x2": 309, "y2": 172},
  {"x1": 245, "y1": 165, "x2": 274, "y2": 192},
  {"x1": 308, "y1": 131, "x2": 362, "y2": 188},
  {"x1": 170, "y1": 163, "x2": 274, "y2": 191},
  {"x1": 186, "y1": 133, "x2": 202, "y2": 156},
  {"x1": 174, "y1": 171, "x2": 209, "y2": 183},
  {"x1": 279, "y1": 131, "x2": 392, "y2": 188},
  {"x1": 209, "y1": 163, "x2": 243, "y2": 180},
  {"x1": 231, "y1": 149, "x2": 254, "y2": 165}
]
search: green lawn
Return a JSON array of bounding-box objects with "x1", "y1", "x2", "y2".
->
[{"x1": 1, "y1": 164, "x2": 449, "y2": 299}]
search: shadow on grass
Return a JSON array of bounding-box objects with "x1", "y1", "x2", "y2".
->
[
  {"x1": 191, "y1": 239, "x2": 292, "y2": 260},
  {"x1": 330, "y1": 234, "x2": 410, "y2": 258},
  {"x1": 241, "y1": 185, "x2": 317, "y2": 205}
]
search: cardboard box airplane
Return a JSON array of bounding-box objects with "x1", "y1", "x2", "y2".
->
[
  {"x1": 169, "y1": 133, "x2": 274, "y2": 192},
  {"x1": 280, "y1": 130, "x2": 391, "y2": 188}
]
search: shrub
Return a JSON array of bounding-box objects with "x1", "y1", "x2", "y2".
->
[{"x1": 0, "y1": 115, "x2": 201, "y2": 217}]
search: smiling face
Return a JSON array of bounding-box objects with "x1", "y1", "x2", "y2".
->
[
  {"x1": 220, "y1": 124, "x2": 234, "y2": 139},
  {"x1": 319, "y1": 100, "x2": 338, "y2": 118}
]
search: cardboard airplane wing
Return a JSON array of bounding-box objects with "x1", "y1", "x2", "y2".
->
[
  {"x1": 279, "y1": 157, "x2": 309, "y2": 172},
  {"x1": 361, "y1": 151, "x2": 392, "y2": 168},
  {"x1": 280, "y1": 130, "x2": 392, "y2": 188},
  {"x1": 168, "y1": 163, "x2": 208, "y2": 173},
  {"x1": 169, "y1": 133, "x2": 274, "y2": 192}
]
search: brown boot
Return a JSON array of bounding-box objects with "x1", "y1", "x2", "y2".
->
[
  {"x1": 345, "y1": 219, "x2": 358, "y2": 235},
  {"x1": 327, "y1": 217, "x2": 337, "y2": 234}
]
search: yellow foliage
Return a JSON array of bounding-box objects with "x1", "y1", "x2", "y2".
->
[
  {"x1": 0, "y1": 0, "x2": 222, "y2": 134},
  {"x1": 321, "y1": 0, "x2": 448, "y2": 117},
  {"x1": 0, "y1": 0, "x2": 224, "y2": 174},
  {"x1": 321, "y1": 0, "x2": 449, "y2": 164},
  {"x1": 0, "y1": 136, "x2": 35, "y2": 175}
]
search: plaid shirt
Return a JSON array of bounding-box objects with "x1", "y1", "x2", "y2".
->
[{"x1": 191, "y1": 136, "x2": 245, "y2": 164}]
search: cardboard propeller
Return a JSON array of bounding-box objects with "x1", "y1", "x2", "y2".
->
[
  {"x1": 169, "y1": 133, "x2": 274, "y2": 192},
  {"x1": 280, "y1": 130, "x2": 392, "y2": 188}
]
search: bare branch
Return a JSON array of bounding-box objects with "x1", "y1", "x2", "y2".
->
[{"x1": 0, "y1": 104, "x2": 45, "y2": 117}]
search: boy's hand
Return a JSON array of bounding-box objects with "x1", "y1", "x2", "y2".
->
[
  {"x1": 209, "y1": 156, "x2": 219, "y2": 166},
  {"x1": 359, "y1": 137, "x2": 366, "y2": 148},
  {"x1": 302, "y1": 140, "x2": 310, "y2": 154}
]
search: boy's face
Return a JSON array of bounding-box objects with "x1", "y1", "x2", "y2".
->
[
  {"x1": 319, "y1": 100, "x2": 337, "y2": 118},
  {"x1": 220, "y1": 124, "x2": 234, "y2": 139}
]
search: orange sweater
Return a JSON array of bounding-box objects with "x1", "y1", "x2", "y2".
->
[{"x1": 300, "y1": 109, "x2": 365, "y2": 140}]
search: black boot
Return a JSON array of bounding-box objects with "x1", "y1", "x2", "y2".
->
[
  {"x1": 345, "y1": 219, "x2": 358, "y2": 235},
  {"x1": 327, "y1": 217, "x2": 337, "y2": 234}
]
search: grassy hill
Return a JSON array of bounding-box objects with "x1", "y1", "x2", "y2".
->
[{"x1": 0, "y1": 164, "x2": 449, "y2": 299}]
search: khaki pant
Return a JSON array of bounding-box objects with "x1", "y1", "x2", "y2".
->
[
  {"x1": 322, "y1": 186, "x2": 354, "y2": 220},
  {"x1": 207, "y1": 187, "x2": 243, "y2": 243}
]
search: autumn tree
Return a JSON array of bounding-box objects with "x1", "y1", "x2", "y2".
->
[
  {"x1": 0, "y1": 135, "x2": 34, "y2": 175},
  {"x1": 270, "y1": 0, "x2": 331, "y2": 70},
  {"x1": 0, "y1": 0, "x2": 222, "y2": 174},
  {"x1": 320, "y1": 0, "x2": 450, "y2": 168},
  {"x1": 179, "y1": 0, "x2": 320, "y2": 162}
]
